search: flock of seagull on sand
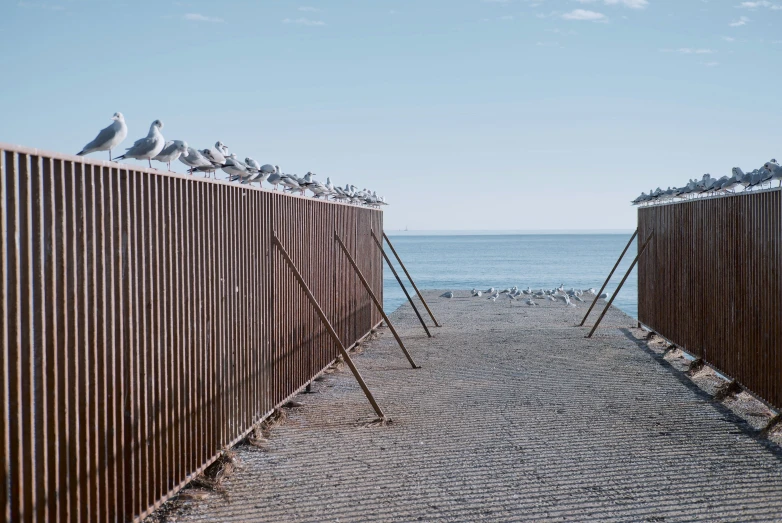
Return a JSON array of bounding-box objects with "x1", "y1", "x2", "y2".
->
[
  {"x1": 439, "y1": 285, "x2": 608, "y2": 307},
  {"x1": 632, "y1": 159, "x2": 782, "y2": 206},
  {"x1": 75, "y1": 113, "x2": 389, "y2": 207}
]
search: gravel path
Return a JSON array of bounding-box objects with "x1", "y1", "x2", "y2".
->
[{"x1": 157, "y1": 291, "x2": 782, "y2": 522}]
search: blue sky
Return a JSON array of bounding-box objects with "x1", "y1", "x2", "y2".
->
[{"x1": 1, "y1": 0, "x2": 780, "y2": 230}]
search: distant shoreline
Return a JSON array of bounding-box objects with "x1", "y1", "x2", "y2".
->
[{"x1": 385, "y1": 229, "x2": 635, "y2": 236}]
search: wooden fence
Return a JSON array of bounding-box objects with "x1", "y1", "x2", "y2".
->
[
  {"x1": 638, "y1": 191, "x2": 781, "y2": 410},
  {"x1": 0, "y1": 143, "x2": 383, "y2": 522}
]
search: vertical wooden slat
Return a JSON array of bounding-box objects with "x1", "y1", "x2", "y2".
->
[{"x1": 41, "y1": 156, "x2": 59, "y2": 523}]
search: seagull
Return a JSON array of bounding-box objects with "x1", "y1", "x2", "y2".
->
[
  {"x1": 555, "y1": 294, "x2": 571, "y2": 306},
  {"x1": 179, "y1": 147, "x2": 213, "y2": 174},
  {"x1": 487, "y1": 295, "x2": 497, "y2": 302},
  {"x1": 201, "y1": 144, "x2": 227, "y2": 178},
  {"x1": 77, "y1": 112, "x2": 128, "y2": 161},
  {"x1": 222, "y1": 153, "x2": 249, "y2": 179},
  {"x1": 525, "y1": 297, "x2": 538, "y2": 306},
  {"x1": 280, "y1": 174, "x2": 302, "y2": 193},
  {"x1": 483, "y1": 287, "x2": 496, "y2": 294},
  {"x1": 472, "y1": 290, "x2": 483, "y2": 297},
  {"x1": 250, "y1": 163, "x2": 275, "y2": 187},
  {"x1": 153, "y1": 140, "x2": 188, "y2": 171},
  {"x1": 266, "y1": 166, "x2": 283, "y2": 190},
  {"x1": 114, "y1": 120, "x2": 165, "y2": 168},
  {"x1": 440, "y1": 291, "x2": 454, "y2": 299},
  {"x1": 506, "y1": 293, "x2": 517, "y2": 306},
  {"x1": 764, "y1": 161, "x2": 782, "y2": 187}
]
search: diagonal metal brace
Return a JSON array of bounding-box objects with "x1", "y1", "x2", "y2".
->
[
  {"x1": 272, "y1": 232, "x2": 387, "y2": 420},
  {"x1": 587, "y1": 230, "x2": 655, "y2": 338},
  {"x1": 335, "y1": 233, "x2": 420, "y2": 369},
  {"x1": 381, "y1": 231, "x2": 441, "y2": 327},
  {"x1": 580, "y1": 228, "x2": 638, "y2": 326},
  {"x1": 370, "y1": 230, "x2": 432, "y2": 338}
]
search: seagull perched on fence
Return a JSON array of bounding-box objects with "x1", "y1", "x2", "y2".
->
[
  {"x1": 250, "y1": 163, "x2": 275, "y2": 187},
  {"x1": 153, "y1": 140, "x2": 188, "y2": 171},
  {"x1": 634, "y1": 158, "x2": 782, "y2": 205},
  {"x1": 75, "y1": 113, "x2": 385, "y2": 207},
  {"x1": 179, "y1": 147, "x2": 213, "y2": 174},
  {"x1": 114, "y1": 120, "x2": 165, "y2": 168},
  {"x1": 77, "y1": 112, "x2": 128, "y2": 161},
  {"x1": 764, "y1": 161, "x2": 782, "y2": 187}
]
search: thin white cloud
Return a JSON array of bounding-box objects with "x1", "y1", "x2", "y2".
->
[
  {"x1": 298, "y1": 6, "x2": 321, "y2": 12},
  {"x1": 575, "y1": 0, "x2": 648, "y2": 8},
  {"x1": 729, "y1": 15, "x2": 749, "y2": 25},
  {"x1": 736, "y1": 1, "x2": 781, "y2": 8},
  {"x1": 184, "y1": 13, "x2": 224, "y2": 22},
  {"x1": 701, "y1": 61, "x2": 720, "y2": 67},
  {"x1": 722, "y1": 36, "x2": 735, "y2": 41},
  {"x1": 283, "y1": 17, "x2": 326, "y2": 26},
  {"x1": 562, "y1": 9, "x2": 607, "y2": 20},
  {"x1": 678, "y1": 48, "x2": 714, "y2": 54},
  {"x1": 605, "y1": 0, "x2": 648, "y2": 7},
  {"x1": 660, "y1": 48, "x2": 715, "y2": 54}
]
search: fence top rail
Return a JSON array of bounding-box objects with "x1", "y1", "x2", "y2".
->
[
  {"x1": 0, "y1": 140, "x2": 384, "y2": 211},
  {"x1": 636, "y1": 185, "x2": 782, "y2": 210}
]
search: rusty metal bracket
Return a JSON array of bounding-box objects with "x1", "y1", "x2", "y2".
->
[
  {"x1": 586, "y1": 230, "x2": 655, "y2": 338},
  {"x1": 760, "y1": 413, "x2": 782, "y2": 439},
  {"x1": 370, "y1": 230, "x2": 432, "y2": 338},
  {"x1": 335, "y1": 233, "x2": 420, "y2": 369},
  {"x1": 380, "y1": 230, "x2": 442, "y2": 327},
  {"x1": 580, "y1": 228, "x2": 638, "y2": 327},
  {"x1": 272, "y1": 232, "x2": 388, "y2": 420}
]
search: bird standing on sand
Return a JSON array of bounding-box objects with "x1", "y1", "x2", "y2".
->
[
  {"x1": 77, "y1": 112, "x2": 128, "y2": 161},
  {"x1": 440, "y1": 291, "x2": 454, "y2": 299},
  {"x1": 114, "y1": 120, "x2": 165, "y2": 168},
  {"x1": 153, "y1": 140, "x2": 188, "y2": 171}
]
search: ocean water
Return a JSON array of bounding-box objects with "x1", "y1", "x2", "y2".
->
[{"x1": 382, "y1": 233, "x2": 639, "y2": 319}]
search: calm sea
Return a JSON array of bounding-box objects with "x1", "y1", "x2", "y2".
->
[{"x1": 382, "y1": 233, "x2": 639, "y2": 319}]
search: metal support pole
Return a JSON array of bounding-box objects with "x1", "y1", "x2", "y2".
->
[
  {"x1": 370, "y1": 230, "x2": 432, "y2": 338},
  {"x1": 580, "y1": 228, "x2": 638, "y2": 326},
  {"x1": 272, "y1": 232, "x2": 387, "y2": 420},
  {"x1": 380, "y1": 230, "x2": 442, "y2": 327},
  {"x1": 586, "y1": 230, "x2": 655, "y2": 338},
  {"x1": 335, "y1": 233, "x2": 420, "y2": 369}
]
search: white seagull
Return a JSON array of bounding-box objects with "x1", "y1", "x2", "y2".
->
[
  {"x1": 115, "y1": 120, "x2": 165, "y2": 168},
  {"x1": 153, "y1": 140, "x2": 188, "y2": 171},
  {"x1": 266, "y1": 166, "x2": 283, "y2": 190},
  {"x1": 179, "y1": 147, "x2": 213, "y2": 174},
  {"x1": 77, "y1": 112, "x2": 128, "y2": 161}
]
